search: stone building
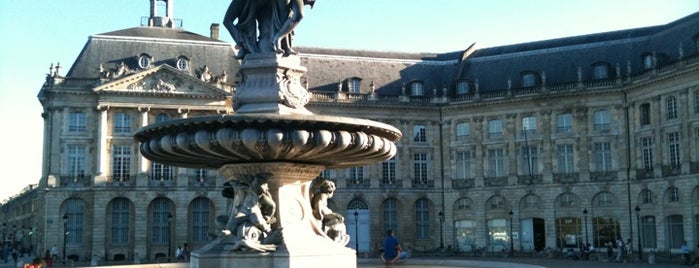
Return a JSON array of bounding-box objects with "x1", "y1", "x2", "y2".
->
[{"x1": 1, "y1": 0, "x2": 698, "y2": 263}]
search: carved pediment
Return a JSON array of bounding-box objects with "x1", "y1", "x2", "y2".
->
[{"x1": 94, "y1": 65, "x2": 229, "y2": 97}]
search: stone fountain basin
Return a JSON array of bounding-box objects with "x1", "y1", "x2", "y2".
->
[{"x1": 134, "y1": 113, "x2": 402, "y2": 169}]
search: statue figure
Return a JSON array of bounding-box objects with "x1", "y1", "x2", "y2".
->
[
  {"x1": 310, "y1": 178, "x2": 350, "y2": 245},
  {"x1": 223, "y1": 0, "x2": 316, "y2": 59},
  {"x1": 217, "y1": 174, "x2": 281, "y2": 252}
]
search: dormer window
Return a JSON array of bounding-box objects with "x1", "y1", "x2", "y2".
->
[
  {"x1": 410, "y1": 81, "x2": 424, "y2": 96},
  {"x1": 592, "y1": 63, "x2": 610, "y2": 80},
  {"x1": 176, "y1": 57, "x2": 189, "y2": 71},
  {"x1": 455, "y1": 80, "x2": 471, "y2": 95},
  {"x1": 642, "y1": 53, "x2": 654, "y2": 70},
  {"x1": 520, "y1": 71, "x2": 539, "y2": 87},
  {"x1": 348, "y1": 78, "x2": 361, "y2": 93},
  {"x1": 138, "y1": 53, "x2": 153, "y2": 69}
]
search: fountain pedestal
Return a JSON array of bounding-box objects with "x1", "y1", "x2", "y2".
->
[{"x1": 190, "y1": 163, "x2": 356, "y2": 268}]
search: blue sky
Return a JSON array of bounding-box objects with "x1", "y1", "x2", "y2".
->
[{"x1": 0, "y1": 0, "x2": 697, "y2": 201}]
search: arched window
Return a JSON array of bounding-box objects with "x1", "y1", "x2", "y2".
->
[
  {"x1": 592, "y1": 63, "x2": 610, "y2": 80},
  {"x1": 642, "y1": 53, "x2": 654, "y2": 70},
  {"x1": 109, "y1": 197, "x2": 131, "y2": 245},
  {"x1": 455, "y1": 197, "x2": 472, "y2": 210},
  {"x1": 150, "y1": 198, "x2": 171, "y2": 244},
  {"x1": 410, "y1": 81, "x2": 424, "y2": 96},
  {"x1": 522, "y1": 194, "x2": 539, "y2": 209},
  {"x1": 415, "y1": 198, "x2": 430, "y2": 238},
  {"x1": 521, "y1": 71, "x2": 539, "y2": 87},
  {"x1": 191, "y1": 198, "x2": 212, "y2": 243},
  {"x1": 348, "y1": 78, "x2": 361, "y2": 93},
  {"x1": 487, "y1": 196, "x2": 505, "y2": 210},
  {"x1": 383, "y1": 198, "x2": 398, "y2": 233},
  {"x1": 666, "y1": 186, "x2": 680, "y2": 203},
  {"x1": 455, "y1": 80, "x2": 471, "y2": 95},
  {"x1": 594, "y1": 192, "x2": 615, "y2": 207},
  {"x1": 557, "y1": 193, "x2": 577, "y2": 208},
  {"x1": 138, "y1": 54, "x2": 153, "y2": 69},
  {"x1": 640, "y1": 189, "x2": 653, "y2": 204},
  {"x1": 64, "y1": 198, "x2": 86, "y2": 245}
]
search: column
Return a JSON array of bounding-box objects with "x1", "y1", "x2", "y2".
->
[{"x1": 97, "y1": 106, "x2": 109, "y2": 177}]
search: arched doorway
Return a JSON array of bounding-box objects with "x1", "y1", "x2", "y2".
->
[{"x1": 346, "y1": 199, "x2": 369, "y2": 253}]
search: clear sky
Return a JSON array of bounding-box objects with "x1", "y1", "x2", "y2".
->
[{"x1": 0, "y1": 0, "x2": 697, "y2": 201}]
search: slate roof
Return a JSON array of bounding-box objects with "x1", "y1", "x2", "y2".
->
[
  {"x1": 461, "y1": 11, "x2": 699, "y2": 92},
  {"x1": 65, "y1": 26, "x2": 239, "y2": 85}
]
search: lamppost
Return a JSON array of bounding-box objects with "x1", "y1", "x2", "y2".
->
[
  {"x1": 508, "y1": 210, "x2": 514, "y2": 257},
  {"x1": 438, "y1": 211, "x2": 444, "y2": 249},
  {"x1": 582, "y1": 208, "x2": 589, "y2": 246},
  {"x1": 62, "y1": 214, "x2": 68, "y2": 265},
  {"x1": 635, "y1": 206, "x2": 642, "y2": 260},
  {"x1": 2, "y1": 223, "x2": 5, "y2": 246},
  {"x1": 167, "y1": 213, "x2": 173, "y2": 262},
  {"x1": 353, "y1": 210, "x2": 359, "y2": 256}
]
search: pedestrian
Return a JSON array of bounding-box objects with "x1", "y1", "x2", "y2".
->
[
  {"x1": 43, "y1": 250, "x2": 52, "y2": 267},
  {"x1": 3, "y1": 244, "x2": 9, "y2": 263},
  {"x1": 615, "y1": 238, "x2": 625, "y2": 263},
  {"x1": 381, "y1": 229, "x2": 407, "y2": 264},
  {"x1": 49, "y1": 245, "x2": 58, "y2": 261},
  {"x1": 175, "y1": 246, "x2": 182, "y2": 262},
  {"x1": 681, "y1": 241, "x2": 691, "y2": 266},
  {"x1": 11, "y1": 247, "x2": 18, "y2": 266}
]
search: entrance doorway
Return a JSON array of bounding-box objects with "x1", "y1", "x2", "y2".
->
[{"x1": 520, "y1": 217, "x2": 546, "y2": 252}]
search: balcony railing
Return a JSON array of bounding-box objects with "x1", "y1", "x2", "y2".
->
[
  {"x1": 345, "y1": 178, "x2": 370, "y2": 189},
  {"x1": 189, "y1": 175, "x2": 216, "y2": 189},
  {"x1": 589, "y1": 171, "x2": 617, "y2": 182},
  {"x1": 661, "y1": 165, "x2": 681, "y2": 177},
  {"x1": 60, "y1": 174, "x2": 93, "y2": 187},
  {"x1": 483, "y1": 177, "x2": 507, "y2": 187},
  {"x1": 517, "y1": 175, "x2": 543, "y2": 185},
  {"x1": 452, "y1": 178, "x2": 475, "y2": 189},
  {"x1": 411, "y1": 179, "x2": 434, "y2": 189},
  {"x1": 380, "y1": 179, "x2": 402, "y2": 189},
  {"x1": 553, "y1": 173, "x2": 579, "y2": 184},
  {"x1": 107, "y1": 175, "x2": 135, "y2": 188}
]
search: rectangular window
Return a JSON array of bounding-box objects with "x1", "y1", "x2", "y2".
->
[
  {"x1": 665, "y1": 215, "x2": 684, "y2": 248},
  {"x1": 640, "y1": 216, "x2": 657, "y2": 248},
  {"x1": 65, "y1": 200, "x2": 85, "y2": 244},
  {"x1": 521, "y1": 145, "x2": 538, "y2": 175},
  {"x1": 488, "y1": 119, "x2": 503, "y2": 139},
  {"x1": 349, "y1": 79, "x2": 360, "y2": 93},
  {"x1": 456, "y1": 122, "x2": 470, "y2": 140},
  {"x1": 68, "y1": 111, "x2": 87, "y2": 133},
  {"x1": 383, "y1": 199, "x2": 397, "y2": 233},
  {"x1": 639, "y1": 103, "x2": 651, "y2": 125},
  {"x1": 111, "y1": 198, "x2": 130, "y2": 245},
  {"x1": 593, "y1": 110, "x2": 611, "y2": 131},
  {"x1": 487, "y1": 148, "x2": 505, "y2": 177},
  {"x1": 641, "y1": 137, "x2": 654, "y2": 172},
  {"x1": 381, "y1": 157, "x2": 396, "y2": 185},
  {"x1": 413, "y1": 153, "x2": 428, "y2": 184},
  {"x1": 67, "y1": 145, "x2": 86, "y2": 178},
  {"x1": 151, "y1": 162, "x2": 174, "y2": 181},
  {"x1": 556, "y1": 113, "x2": 573, "y2": 133},
  {"x1": 455, "y1": 150, "x2": 471, "y2": 179},
  {"x1": 593, "y1": 142, "x2": 612, "y2": 172},
  {"x1": 667, "y1": 132, "x2": 680, "y2": 168},
  {"x1": 112, "y1": 146, "x2": 131, "y2": 181},
  {"x1": 694, "y1": 91, "x2": 699, "y2": 114},
  {"x1": 320, "y1": 169, "x2": 336, "y2": 180},
  {"x1": 557, "y1": 144, "x2": 575, "y2": 173},
  {"x1": 522, "y1": 116, "x2": 537, "y2": 136},
  {"x1": 413, "y1": 124, "x2": 426, "y2": 142},
  {"x1": 349, "y1": 166, "x2": 364, "y2": 184},
  {"x1": 666, "y1": 97, "x2": 678, "y2": 120},
  {"x1": 114, "y1": 112, "x2": 132, "y2": 134}
]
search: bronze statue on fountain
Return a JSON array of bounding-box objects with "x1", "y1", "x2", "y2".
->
[{"x1": 134, "y1": 1, "x2": 400, "y2": 267}]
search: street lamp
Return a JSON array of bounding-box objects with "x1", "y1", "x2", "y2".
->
[
  {"x1": 438, "y1": 211, "x2": 445, "y2": 249},
  {"x1": 353, "y1": 210, "x2": 359, "y2": 255},
  {"x1": 635, "y1": 206, "x2": 642, "y2": 260},
  {"x1": 62, "y1": 214, "x2": 68, "y2": 265},
  {"x1": 508, "y1": 210, "x2": 514, "y2": 257},
  {"x1": 167, "y1": 213, "x2": 173, "y2": 262},
  {"x1": 583, "y1": 208, "x2": 589, "y2": 246},
  {"x1": 2, "y1": 223, "x2": 5, "y2": 246}
]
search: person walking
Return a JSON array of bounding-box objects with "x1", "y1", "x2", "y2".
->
[
  {"x1": 681, "y1": 241, "x2": 691, "y2": 266},
  {"x1": 615, "y1": 238, "x2": 625, "y2": 263}
]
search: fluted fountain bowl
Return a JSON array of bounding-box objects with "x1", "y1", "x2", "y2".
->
[{"x1": 134, "y1": 113, "x2": 402, "y2": 169}]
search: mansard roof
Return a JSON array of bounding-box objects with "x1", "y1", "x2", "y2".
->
[
  {"x1": 65, "y1": 26, "x2": 239, "y2": 85},
  {"x1": 461, "y1": 11, "x2": 699, "y2": 92}
]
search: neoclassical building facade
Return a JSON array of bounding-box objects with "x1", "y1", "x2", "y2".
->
[{"x1": 1, "y1": 1, "x2": 698, "y2": 263}]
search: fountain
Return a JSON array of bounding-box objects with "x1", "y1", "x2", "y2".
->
[{"x1": 134, "y1": 1, "x2": 401, "y2": 267}]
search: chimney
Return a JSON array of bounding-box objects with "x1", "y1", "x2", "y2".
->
[{"x1": 210, "y1": 23, "x2": 220, "y2": 40}]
